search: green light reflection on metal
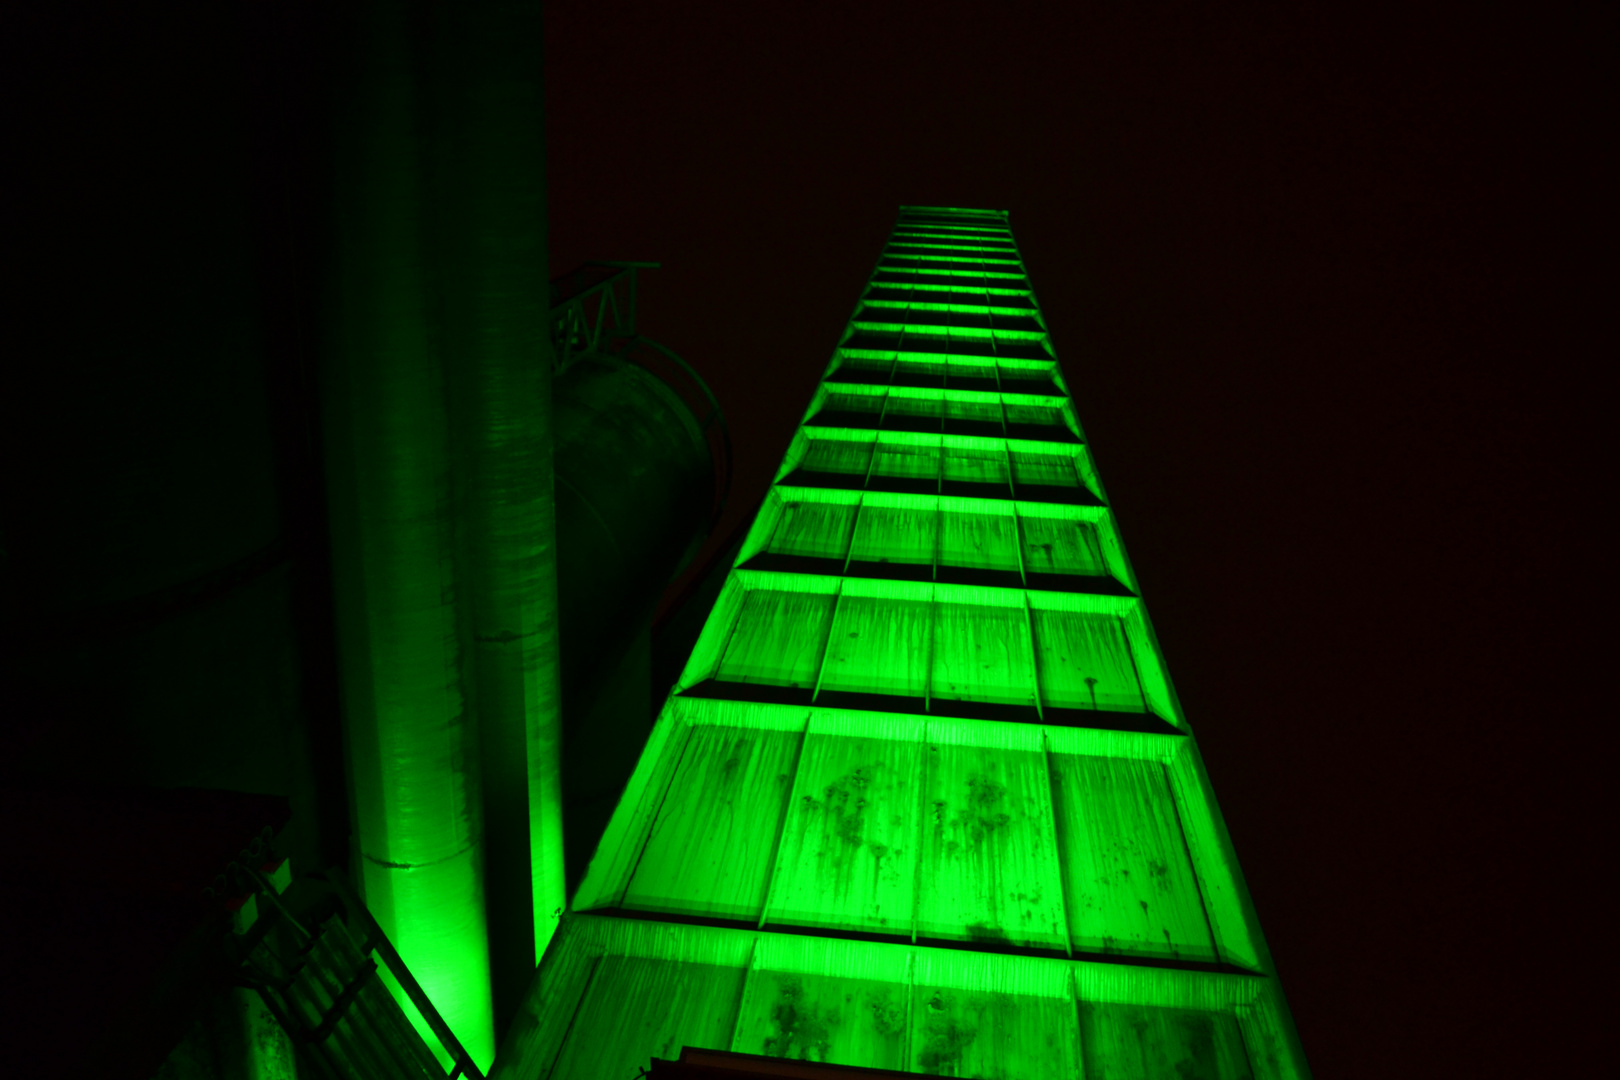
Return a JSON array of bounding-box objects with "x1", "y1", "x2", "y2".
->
[
  {"x1": 509, "y1": 206, "x2": 1307, "y2": 1080},
  {"x1": 879, "y1": 267, "x2": 1028, "y2": 281},
  {"x1": 495, "y1": 914, "x2": 1302, "y2": 1080},
  {"x1": 323, "y1": 0, "x2": 497, "y2": 1058},
  {"x1": 325, "y1": 0, "x2": 564, "y2": 1068}
]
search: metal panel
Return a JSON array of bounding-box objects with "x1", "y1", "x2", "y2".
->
[
  {"x1": 715, "y1": 590, "x2": 837, "y2": 689},
  {"x1": 547, "y1": 958, "x2": 745, "y2": 1080},
  {"x1": 764, "y1": 721, "x2": 923, "y2": 935},
  {"x1": 624, "y1": 725, "x2": 802, "y2": 920},
  {"x1": 930, "y1": 600, "x2": 1038, "y2": 709},
  {"x1": 916, "y1": 732, "x2": 1067, "y2": 951},
  {"x1": 732, "y1": 968, "x2": 912, "y2": 1069},
  {"x1": 1078, "y1": 1002, "x2": 1254, "y2": 1080},
  {"x1": 1050, "y1": 755, "x2": 1216, "y2": 962},
  {"x1": 1030, "y1": 610, "x2": 1145, "y2": 713},
  {"x1": 819, "y1": 595, "x2": 932, "y2": 700}
]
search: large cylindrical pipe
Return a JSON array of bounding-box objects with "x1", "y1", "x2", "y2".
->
[
  {"x1": 323, "y1": 0, "x2": 493, "y2": 1067},
  {"x1": 432, "y1": 0, "x2": 564, "y2": 1030}
]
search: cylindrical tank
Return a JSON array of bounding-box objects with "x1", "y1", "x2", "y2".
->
[{"x1": 551, "y1": 344, "x2": 717, "y2": 880}]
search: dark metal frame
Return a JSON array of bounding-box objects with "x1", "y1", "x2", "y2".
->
[
  {"x1": 224, "y1": 857, "x2": 486, "y2": 1080},
  {"x1": 549, "y1": 261, "x2": 659, "y2": 375}
]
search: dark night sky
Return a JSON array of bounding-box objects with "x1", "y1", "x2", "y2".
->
[
  {"x1": 2, "y1": 3, "x2": 1600, "y2": 1077},
  {"x1": 543, "y1": 3, "x2": 1599, "y2": 1077}
]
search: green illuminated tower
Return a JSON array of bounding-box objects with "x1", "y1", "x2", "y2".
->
[{"x1": 494, "y1": 207, "x2": 1310, "y2": 1079}]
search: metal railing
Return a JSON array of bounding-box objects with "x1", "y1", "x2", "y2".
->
[
  {"x1": 549, "y1": 261, "x2": 659, "y2": 375},
  {"x1": 222, "y1": 851, "x2": 484, "y2": 1080}
]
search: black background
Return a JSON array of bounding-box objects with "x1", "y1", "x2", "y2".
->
[
  {"x1": 4, "y1": 2, "x2": 1601, "y2": 1077},
  {"x1": 544, "y1": 3, "x2": 1600, "y2": 1077}
]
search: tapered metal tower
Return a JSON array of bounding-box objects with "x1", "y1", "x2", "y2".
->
[{"x1": 494, "y1": 207, "x2": 1310, "y2": 1080}]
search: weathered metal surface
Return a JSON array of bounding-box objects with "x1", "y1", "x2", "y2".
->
[
  {"x1": 624, "y1": 726, "x2": 801, "y2": 920},
  {"x1": 547, "y1": 958, "x2": 746, "y2": 1080},
  {"x1": 765, "y1": 724, "x2": 923, "y2": 935},
  {"x1": 1050, "y1": 755, "x2": 1217, "y2": 963},
  {"x1": 917, "y1": 736, "x2": 1068, "y2": 952},
  {"x1": 498, "y1": 205, "x2": 1311, "y2": 1080}
]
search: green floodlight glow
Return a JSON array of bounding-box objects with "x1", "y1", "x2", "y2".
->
[
  {"x1": 325, "y1": 0, "x2": 564, "y2": 1068},
  {"x1": 492, "y1": 207, "x2": 1306, "y2": 1079},
  {"x1": 323, "y1": 2, "x2": 498, "y2": 1059},
  {"x1": 494, "y1": 916, "x2": 1296, "y2": 1080},
  {"x1": 887, "y1": 241, "x2": 1010, "y2": 254},
  {"x1": 884, "y1": 251, "x2": 1024, "y2": 267},
  {"x1": 881, "y1": 267, "x2": 1029, "y2": 282},
  {"x1": 572, "y1": 702, "x2": 1244, "y2": 959}
]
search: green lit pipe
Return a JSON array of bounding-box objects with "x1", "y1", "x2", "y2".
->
[
  {"x1": 323, "y1": 0, "x2": 495, "y2": 1067},
  {"x1": 431, "y1": 0, "x2": 565, "y2": 1031}
]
